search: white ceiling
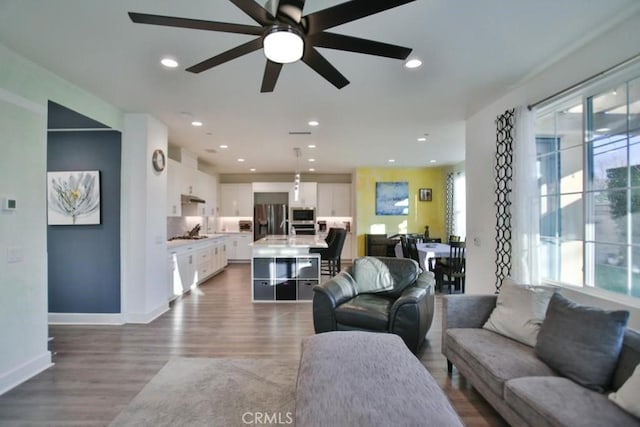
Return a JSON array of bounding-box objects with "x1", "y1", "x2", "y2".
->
[{"x1": 1, "y1": 0, "x2": 637, "y2": 174}]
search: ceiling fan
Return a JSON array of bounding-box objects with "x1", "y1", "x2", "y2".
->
[{"x1": 129, "y1": 0, "x2": 416, "y2": 92}]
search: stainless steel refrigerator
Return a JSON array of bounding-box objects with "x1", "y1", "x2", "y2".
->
[{"x1": 254, "y1": 204, "x2": 288, "y2": 240}]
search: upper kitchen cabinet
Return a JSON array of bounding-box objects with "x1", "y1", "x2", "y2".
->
[
  {"x1": 167, "y1": 159, "x2": 183, "y2": 217},
  {"x1": 220, "y1": 183, "x2": 253, "y2": 216},
  {"x1": 197, "y1": 172, "x2": 218, "y2": 216},
  {"x1": 317, "y1": 183, "x2": 351, "y2": 216},
  {"x1": 289, "y1": 182, "x2": 317, "y2": 207}
]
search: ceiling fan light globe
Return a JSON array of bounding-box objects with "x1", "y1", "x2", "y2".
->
[{"x1": 263, "y1": 28, "x2": 304, "y2": 64}]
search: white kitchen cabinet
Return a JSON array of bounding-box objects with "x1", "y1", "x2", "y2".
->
[
  {"x1": 236, "y1": 234, "x2": 252, "y2": 260},
  {"x1": 220, "y1": 183, "x2": 253, "y2": 216},
  {"x1": 167, "y1": 159, "x2": 183, "y2": 217},
  {"x1": 226, "y1": 233, "x2": 252, "y2": 261},
  {"x1": 289, "y1": 182, "x2": 317, "y2": 207},
  {"x1": 317, "y1": 183, "x2": 351, "y2": 216},
  {"x1": 167, "y1": 255, "x2": 176, "y2": 301},
  {"x1": 176, "y1": 250, "x2": 196, "y2": 293},
  {"x1": 197, "y1": 172, "x2": 217, "y2": 216}
]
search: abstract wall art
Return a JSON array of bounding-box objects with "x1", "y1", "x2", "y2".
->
[
  {"x1": 376, "y1": 181, "x2": 409, "y2": 215},
  {"x1": 47, "y1": 170, "x2": 101, "y2": 225}
]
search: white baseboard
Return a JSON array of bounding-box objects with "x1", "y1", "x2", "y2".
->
[
  {"x1": 0, "y1": 352, "x2": 52, "y2": 396},
  {"x1": 125, "y1": 303, "x2": 169, "y2": 324},
  {"x1": 48, "y1": 313, "x2": 125, "y2": 325}
]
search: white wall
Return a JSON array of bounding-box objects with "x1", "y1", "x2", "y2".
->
[
  {"x1": 0, "y1": 43, "x2": 123, "y2": 393},
  {"x1": 465, "y1": 10, "x2": 640, "y2": 328},
  {"x1": 122, "y1": 114, "x2": 169, "y2": 323}
]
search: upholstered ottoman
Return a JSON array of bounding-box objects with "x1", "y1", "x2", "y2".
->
[{"x1": 295, "y1": 331, "x2": 463, "y2": 427}]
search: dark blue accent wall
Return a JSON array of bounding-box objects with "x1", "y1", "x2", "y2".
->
[{"x1": 47, "y1": 130, "x2": 121, "y2": 313}]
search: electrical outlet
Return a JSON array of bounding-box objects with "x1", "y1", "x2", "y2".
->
[{"x1": 7, "y1": 246, "x2": 23, "y2": 263}]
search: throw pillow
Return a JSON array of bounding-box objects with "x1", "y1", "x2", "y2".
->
[
  {"x1": 609, "y1": 363, "x2": 640, "y2": 418},
  {"x1": 535, "y1": 293, "x2": 629, "y2": 392},
  {"x1": 483, "y1": 279, "x2": 555, "y2": 347},
  {"x1": 352, "y1": 257, "x2": 395, "y2": 294}
]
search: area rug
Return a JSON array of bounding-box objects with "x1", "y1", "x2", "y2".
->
[{"x1": 109, "y1": 357, "x2": 297, "y2": 427}]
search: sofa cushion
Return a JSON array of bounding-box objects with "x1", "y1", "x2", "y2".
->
[
  {"x1": 535, "y1": 293, "x2": 629, "y2": 392},
  {"x1": 446, "y1": 329, "x2": 557, "y2": 397},
  {"x1": 609, "y1": 363, "x2": 640, "y2": 418},
  {"x1": 505, "y1": 376, "x2": 640, "y2": 427},
  {"x1": 483, "y1": 280, "x2": 555, "y2": 346},
  {"x1": 334, "y1": 294, "x2": 392, "y2": 331}
]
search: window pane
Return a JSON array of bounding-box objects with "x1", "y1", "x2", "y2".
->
[
  {"x1": 589, "y1": 242, "x2": 629, "y2": 294},
  {"x1": 588, "y1": 190, "x2": 627, "y2": 244},
  {"x1": 559, "y1": 145, "x2": 583, "y2": 194},
  {"x1": 556, "y1": 97, "x2": 583, "y2": 150},
  {"x1": 628, "y1": 77, "x2": 640, "y2": 132},
  {"x1": 589, "y1": 85, "x2": 627, "y2": 140}
]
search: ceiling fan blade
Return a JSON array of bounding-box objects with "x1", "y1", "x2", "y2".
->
[
  {"x1": 304, "y1": 0, "x2": 415, "y2": 33},
  {"x1": 302, "y1": 47, "x2": 349, "y2": 89},
  {"x1": 128, "y1": 12, "x2": 263, "y2": 36},
  {"x1": 186, "y1": 38, "x2": 263, "y2": 73},
  {"x1": 310, "y1": 32, "x2": 412, "y2": 60},
  {"x1": 229, "y1": 0, "x2": 274, "y2": 25},
  {"x1": 261, "y1": 60, "x2": 284, "y2": 93}
]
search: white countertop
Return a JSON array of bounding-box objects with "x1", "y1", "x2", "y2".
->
[
  {"x1": 250, "y1": 235, "x2": 328, "y2": 248},
  {"x1": 167, "y1": 234, "x2": 227, "y2": 250}
]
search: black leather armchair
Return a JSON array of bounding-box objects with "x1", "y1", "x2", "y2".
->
[{"x1": 312, "y1": 257, "x2": 435, "y2": 353}]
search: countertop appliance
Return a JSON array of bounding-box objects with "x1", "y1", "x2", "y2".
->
[
  {"x1": 239, "y1": 220, "x2": 252, "y2": 232},
  {"x1": 317, "y1": 220, "x2": 327, "y2": 232},
  {"x1": 291, "y1": 223, "x2": 316, "y2": 235},
  {"x1": 254, "y1": 204, "x2": 288, "y2": 241},
  {"x1": 291, "y1": 207, "x2": 316, "y2": 224}
]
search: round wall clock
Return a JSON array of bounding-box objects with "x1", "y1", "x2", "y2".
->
[{"x1": 152, "y1": 149, "x2": 166, "y2": 172}]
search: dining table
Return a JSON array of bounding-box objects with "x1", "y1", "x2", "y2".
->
[{"x1": 395, "y1": 242, "x2": 451, "y2": 271}]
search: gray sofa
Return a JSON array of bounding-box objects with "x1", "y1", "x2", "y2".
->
[{"x1": 442, "y1": 294, "x2": 640, "y2": 427}]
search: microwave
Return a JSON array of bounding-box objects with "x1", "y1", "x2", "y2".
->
[{"x1": 291, "y1": 207, "x2": 316, "y2": 223}]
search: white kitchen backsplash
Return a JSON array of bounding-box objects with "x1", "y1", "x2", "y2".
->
[
  {"x1": 167, "y1": 216, "x2": 207, "y2": 238},
  {"x1": 218, "y1": 216, "x2": 252, "y2": 232}
]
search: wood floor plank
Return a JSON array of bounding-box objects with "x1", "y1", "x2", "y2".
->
[{"x1": 0, "y1": 264, "x2": 507, "y2": 426}]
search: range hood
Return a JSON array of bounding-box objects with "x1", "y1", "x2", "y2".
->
[{"x1": 181, "y1": 194, "x2": 206, "y2": 204}]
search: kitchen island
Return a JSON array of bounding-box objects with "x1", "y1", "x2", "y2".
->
[{"x1": 250, "y1": 235, "x2": 327, "y2": 302}]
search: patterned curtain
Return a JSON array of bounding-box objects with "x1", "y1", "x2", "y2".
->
[
  {"x1": 495, "y1": 109, "x2": 515, "y2": 292},
  {"x1": 445, "y1": 172, "x2": 454, "y2": 238}
]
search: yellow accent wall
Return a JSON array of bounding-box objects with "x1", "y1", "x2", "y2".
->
[{"x1": 355, "y1": 167, "x2": 446, "y2": 256}]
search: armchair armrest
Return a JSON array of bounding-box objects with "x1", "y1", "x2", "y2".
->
[
  {"x1": 389, "y1": 274, "x2": 435, "y2": 353},
  {"x1": 441, "y1": 294, "x2": 497, "y2": 357},
  {"x1": 312, "y1": 271, "x2": 357, "y2": 333}
]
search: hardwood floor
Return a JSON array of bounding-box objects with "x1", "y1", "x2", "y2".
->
[{"x1": 0, "y1": 264, "x2": 507, "y2": 426}]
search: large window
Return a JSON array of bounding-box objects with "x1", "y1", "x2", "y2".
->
[{"x1": 535, "y1": 74, "x2": 640, "y2": 298}]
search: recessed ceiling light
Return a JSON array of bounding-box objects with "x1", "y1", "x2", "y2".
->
[
  {"x1": 308, "y1": 158, "x2": 315, "y2": 162},
  {"x1": 388, "y1": 159, "x2": 395, "y2": 163},
  {"x1": 567, "y1": 105, "x2": 583, "y2": 114},
  {"x1": 405, "y1": 59, "x2": 422, "y2": 69},
  {"x1": 309, "y1": 168, "x2": 315, "y2": 172},
  {"x1": 191, "y1": 121, "x2": 203, "y2": 127},
  {"x1": 417, "y1": 137, "x2": 427, "y2": 142},
  {"x1": 160, "y1": 57, "x2": 179, "y2": 68},
  {"x1": 308, "y1": 120, "x2": 319, "y2": 126},
  {"x1": 250, "y1": 168, "x2": 256, "y2": 172},
  {"x1": 219, "y1": 144, "x2": 228, "y2": 149},
  {"x1": 430, "y1": 160, "x2": 437, "y2": 163},
  {"x1": 237, "y1": 158, "x2": 245, "y2": 162},
  {"x1": 308, "y1": 144, "x2": 316, "y2": 148},
  {"x1": 596, "y1": 127, "x2": 611, "y2": 132}
]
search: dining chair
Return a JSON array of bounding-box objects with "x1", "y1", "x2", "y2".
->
[
  {"x1": 406, "y1": 237, "x2": 421, "y2": 267},
  {"x1": 434, "y1": 241, "x2": 466, "y2": 293},
  {"x1": 399, "y1": 235, "x2": 410, "y2": 258}
]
